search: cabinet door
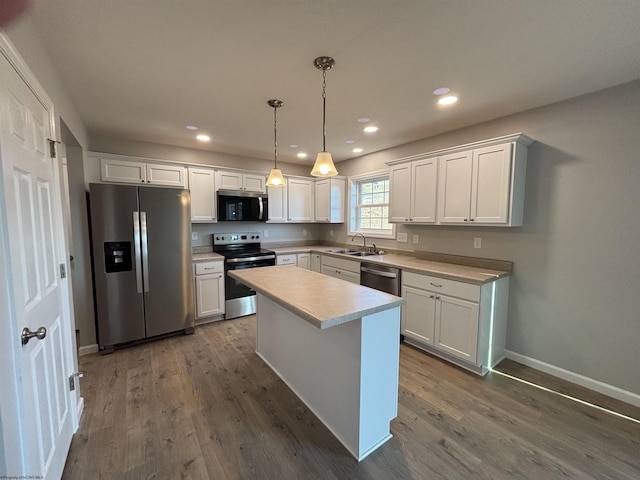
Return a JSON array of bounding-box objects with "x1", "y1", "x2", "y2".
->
[
  {"x1": 195, "y1": 273, "x2": 225, "y2": 318},
  {"x1": 297, "y1": 253, "x2": 310, "y2": 270},
  {"x1": 146, "y1": 163, "x2": 187, "y2": 187},
  {"x1": 470, "y1": 143, "x2": 511, "y2": 224},
  {"x1": 276, "y1": 254, "x2": 296, "y2": 265},
  {"x1": 287, "y1": 178, "x2": 314, "y2": 222},
  {"x1": 268, "y1": 185, "x2": 288, "y2": 222},
  {"x1": 216, "y1": 170, "x2": 243, "y2": 190},
  {"x1": 437, "y1": 151, "x2": 473, "y2": 223},
  {"x1": 310, "y1": 253, "x2": 322, "y2": 272},
  {"x1": 315, "y1": 179, "x2": 330, "y2": 222},
  {"x1": 411, "y1": 158, "x2": 438, "y2": 223},
  {"x1": 243, "y1": 174, "x2": 266, "y2": 193},
  {"x1": 188, "y1": 167, "x2": 216, "y2": 222},
  {"x1": 401, "y1": 285, "x2": 436, "y2": 344},
  {"x1": 389, "y1": 163, "x2": 412, "y2": 222},
  {"x1": 101, "y1": 158, "x2": 146, "y2": 184},
  {"x1": 434, "y1": 295, "x2": 479, "y2": 363}
]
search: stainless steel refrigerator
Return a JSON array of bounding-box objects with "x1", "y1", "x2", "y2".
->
[{"x1": 89, "y1": 183, "x2": 194, "y2": 353}]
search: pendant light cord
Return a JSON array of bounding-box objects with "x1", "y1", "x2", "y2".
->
[
  {"x1": 273, "y1": 105, "x2": 278, "y2": 168},
  {"x1": 321, "y1": 69, "x2": 327, "y2": 153}
]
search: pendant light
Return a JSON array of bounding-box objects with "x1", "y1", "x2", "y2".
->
[
  {"x1": 311, "y1": 56, "x2": 338, "y2": 177},
  {"x1": 265, "y1": 99, "x2": 286, "y2": 187}
]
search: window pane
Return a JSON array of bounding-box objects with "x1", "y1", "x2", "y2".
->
[{"x1": 353, "y1": 176, "x2": 392, "y2": 233}]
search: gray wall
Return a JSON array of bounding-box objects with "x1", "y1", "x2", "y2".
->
[{"x1": 331, "y1": 80, "x2": 640, "y2": 396}]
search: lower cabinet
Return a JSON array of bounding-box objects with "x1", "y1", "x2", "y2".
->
[
  {"x1": 321, "y1": 255, "x2": 360, "y2": 284},
  {"x1": 401, "y1": 270, "x2": 507, "y2": 374},
  {"x1": 310, "y1": 253, "x2": 322, "y2": 272},
  {"x1": 194, "y1": 260, "x2": 225, "y2": 323},
  {"x1": 277, "y1": 252, "x2": 311, "y2": 269}
]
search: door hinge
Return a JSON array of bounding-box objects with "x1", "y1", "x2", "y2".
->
[
  {"x1": 60, "y1": 263, "x2": 66, "y2": 278},
  {"x1": 69, "y1": 371, "x2": 84, "y2": 391},
  {"x1": 47, "y1": 138, "x2": 61, "y2": 158}
]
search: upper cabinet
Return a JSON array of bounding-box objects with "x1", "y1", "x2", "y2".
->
[
  {"x1": 389, "y1": 157, "x2": 438, "y2": 224},
  {"x1": 188, "y1": 167, "x2": 216, "y2": 223},
  {"x1": 216, "y1": 170, "x2": 266, "y2": 193},
  {"x1": 100, "y1": 157, "x2": 187, "y2": 188},
  {"x1": 387, "y1": 133, "x2": 532, "y2": 227},
  {"x1": 315, "y1": 177, "x2": 345, "y2": 223}
]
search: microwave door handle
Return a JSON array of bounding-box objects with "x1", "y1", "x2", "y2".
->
[
  {"x1": 258, "y1": 197, "x2": 264, "y2": 220},
  {"x1": 133, "y1": 212, "x2": 143, "y2": 293},
  {"x1": 140, "y1": 211, "x2": 150, "y2": 292}
]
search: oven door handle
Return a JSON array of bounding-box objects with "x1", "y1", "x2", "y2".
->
[{"x1": 226, "y1": 255, "x2": 275, "y2": 264}]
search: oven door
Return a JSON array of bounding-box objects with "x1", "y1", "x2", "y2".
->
[{"x1": 224, "y1": 256, "x2": 275, "y2": 318}]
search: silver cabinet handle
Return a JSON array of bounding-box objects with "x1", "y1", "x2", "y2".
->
[
  {"x1": 430, "y1": 282, "x2": 443, "y2": 288},
  {"x1": 22, "y1": 326, "x2": 46, "y2": 346},
  {"x1": 133, "y1": 212, "x2": 143, "y2": 293}
]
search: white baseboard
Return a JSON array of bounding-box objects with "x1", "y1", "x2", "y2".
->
[
  {"x1": 505, "y1": 350, "x2": 640, "y2": 408},
  {"x1": 78, "y1": 343, "x2": 99, "y2": 356}
]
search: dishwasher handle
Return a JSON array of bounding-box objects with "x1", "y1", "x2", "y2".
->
[{"x1": 361, "y1": 266, "x2": 398, "y2": 279}]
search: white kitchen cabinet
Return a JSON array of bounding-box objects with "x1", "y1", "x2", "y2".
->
[
  {"x1": 297, "y1": 253, "x2": 310, "y2": 270},
  {"x1": 287, "y1": 178, "x2": 314, "y2": 222},
  {"x1": 321, "y1": 255, "x2": 360, "y2": 284},
  {"x1": 100, "y1": 157, "x2": 187, "y2": 187},
  {"x1": 438, "y1": 139, "x2": 529, "y2": 226},
  {"x1": 268, "y1": 176, "x2": 315, "y2": 223},
  {"x1": 188, "y1": 167, "x2": 216, "y2": 223},
  {"x1": 315, "y1": 177, "x2": 345, "y2": 223},
  {"x1": 389, "y1": 157, "x2": 438, "y2": 223},
  {"x1": 276, "y1": 254, "x2": 297, "y2": 266},
  {"x1": 216, "y1": 170, "x2": 266, "y2": 193},
  {"x1": 310, "y1": 253, "x2": 322, "y2": 272},
  {"x1": 401, "y1": 270, "x2": 507, "y2": 375},
  {"x1": 194, "y1": 260, "x2": 225, "y2": 322}
]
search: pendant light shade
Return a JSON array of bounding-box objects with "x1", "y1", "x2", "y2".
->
[
  {"x1": 311, "y1": 56, "x2": 338, "y2": 177},
  {"x1": 266, "y1": 99, "x2": 286, "y2": 187}
]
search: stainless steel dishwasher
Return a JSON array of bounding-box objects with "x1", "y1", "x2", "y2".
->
[{"x1": 360, "y1": 262, "x2": 401, "y2": 296}]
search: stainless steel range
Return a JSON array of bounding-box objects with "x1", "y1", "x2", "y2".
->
[{"x1": 213, "y1": 232, "x2": 276, "y2": 319}]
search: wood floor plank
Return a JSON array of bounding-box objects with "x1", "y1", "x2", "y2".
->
[{"x1": 62, "y1": 316, "x2": 640, "y2": 480}]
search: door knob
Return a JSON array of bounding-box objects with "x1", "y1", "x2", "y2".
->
[{"x1": 21, "y1": 326, "x2": 47, "y2": 346}]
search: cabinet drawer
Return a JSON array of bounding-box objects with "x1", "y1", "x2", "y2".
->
[
  {"x1": 321, "y1": 255, "x2": 360, "y2": 274},
  {"x1": 195, "y1": 261, "x2": 224, "y2": 275},
  {"x1": 277, "y1": 254, "x2": 297, "y2": 265},
  {"x1": 402, "y1": 271, "x2": 480, "y2": 302}
]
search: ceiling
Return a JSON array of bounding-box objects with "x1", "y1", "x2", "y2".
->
[{"x1": 21, "y1": 0, "x2": 640, "y2": 166}]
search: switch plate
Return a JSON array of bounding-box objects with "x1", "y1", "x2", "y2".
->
[
  {"x1": 330, "y1": 230, "x2": 334, "y2": 237},
  {"x1": 302, "y1": 228, "x2": 307, "y2": 236},
  {"x1": 473, "y1": 237, "x2": 482, "y2": 248},
  {"x1": 398, "y1": 232, "x2": 408, "y2": 243},
  {"x1": 263, "y1": 229, "x2": 269, "y2": 238},
  {"x1": 413, "y1": 234, "x2": 419, "y2": 244},
  {"x1": 191, "y1": 232, "x2": 198, "y2": 241}
]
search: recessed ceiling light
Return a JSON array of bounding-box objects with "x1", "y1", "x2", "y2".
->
[
  {"x1": 352, "y1": 148, "x2": 363, "y2": 153},
  {"x1": 345, "y1": 140, "x2": 355, "y2": 144},
  {"x1": 297, "y1": 152, "x2": 308, "y2": 158},
  {"x1": 186, "y1": 125, "x2": 198, "y2": 130},
  {"x1": 357, "y1": 117, "x2": 370, "y2": 123},
  {"x1": 364, "y1": 126, "x2": 378, "y2": 133},
  {"x1": 438, "y1": 95, "x2": 458, "y2": 105},
  {"x1": 433, "y1": 87, "x2": 450, "y2": 96},
  {"x1": 289, "y1": 144, "x2": 299, "y2": 148},
  {"x1": 196, "y1": 134, "x2": 211, "y2": 142}
]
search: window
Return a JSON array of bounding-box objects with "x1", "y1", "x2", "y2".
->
[{"x1": 348, "y1": 171, "x2": 395, "y2": 239}]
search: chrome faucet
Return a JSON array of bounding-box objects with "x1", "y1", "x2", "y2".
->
[{"x1": 351, "y1": 233, "x2": 367, "y2": 249}]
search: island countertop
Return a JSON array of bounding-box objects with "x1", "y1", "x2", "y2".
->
[{"x1": 229, "y1": 265, "x2": 405, "y2": 329}]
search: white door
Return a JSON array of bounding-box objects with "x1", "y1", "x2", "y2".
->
[{"x1": 0, "y1": 49, "x2": 75, "y2": 479}]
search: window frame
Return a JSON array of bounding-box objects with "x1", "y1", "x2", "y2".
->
[{"x1": 347, "y1": 170, "x2": 396, "y2": 240}]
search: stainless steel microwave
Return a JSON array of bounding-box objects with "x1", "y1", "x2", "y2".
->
[{"x1": 217, "y1": 190, "x2": 268, "y2": 221}]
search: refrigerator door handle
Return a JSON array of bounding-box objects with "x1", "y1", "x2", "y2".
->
[
  {"x1": 133, "y1": 211, "x2": 143, "y2": 293},
  {"x1": 140, "y1": 211, "x2": 150, "y2": 292}
]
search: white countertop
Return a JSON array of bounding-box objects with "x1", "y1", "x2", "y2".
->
[
  {"x1": 269, "y1": 245, "x2": 509, "y2": 285},
  {"x1": 229, "y1": 265, "x2": 405, "y2": 329},
  {"x1": 192, "y1": 252, "x2": 224, "y2": 262}
]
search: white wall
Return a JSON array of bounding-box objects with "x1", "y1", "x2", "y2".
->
[{"x1": 332, "y1": 80, "x2": 640, "y2": 397}]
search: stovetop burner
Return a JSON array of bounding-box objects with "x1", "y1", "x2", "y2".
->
[{"x1": 212, "y1": 232, "x2": 275, "y2": 258}]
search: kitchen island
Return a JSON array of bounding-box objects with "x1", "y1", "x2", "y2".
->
[{"x1": 229, "y1": 265, "x2": 405, "y2": 461}]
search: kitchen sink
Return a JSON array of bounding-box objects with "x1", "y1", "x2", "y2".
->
[
  {"x1": 346, "y1": 251, "x2": 377, "y2": 257},
  {"x1": 327, "y1": 248, "x2": 378, "y2": 257}
]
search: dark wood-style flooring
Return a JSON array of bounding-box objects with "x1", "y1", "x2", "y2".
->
[{"x1": 62, "y1": 315, "x2": 640, "y2": 479}]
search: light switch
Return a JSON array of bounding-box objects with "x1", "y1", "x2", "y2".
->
[
  {"x1": 474, "y1": 237, "x2": 482, "y2": 248},
  {"x1": 413, "y1": 234, "x2": 419, "y2": 244},
  {"x1": 398, "y1": 233, "x2": 408, "y2": 243},
  {"x1": 191, "y1": 232, "x2": 198, "y2": 241}
]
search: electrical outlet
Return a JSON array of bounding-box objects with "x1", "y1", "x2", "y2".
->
[
  {"x1": 191, "y1": 232, "x2": 198, "y2": 241},
  {"x1": 413, "y1": 234, "x2": 419, "y2": 244},
  {"x1": 302, "y1": 228, "x2": 307, "y2": 236},
  {"x1": 398, "y1": 232, "x2": 408, "y2": 243},
  {"x1": 263, "y1": 229, "x2": 269, "y2": 238},
  {"x1": 474, "y1": 237, "x2": 482, "y2": 248}
]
